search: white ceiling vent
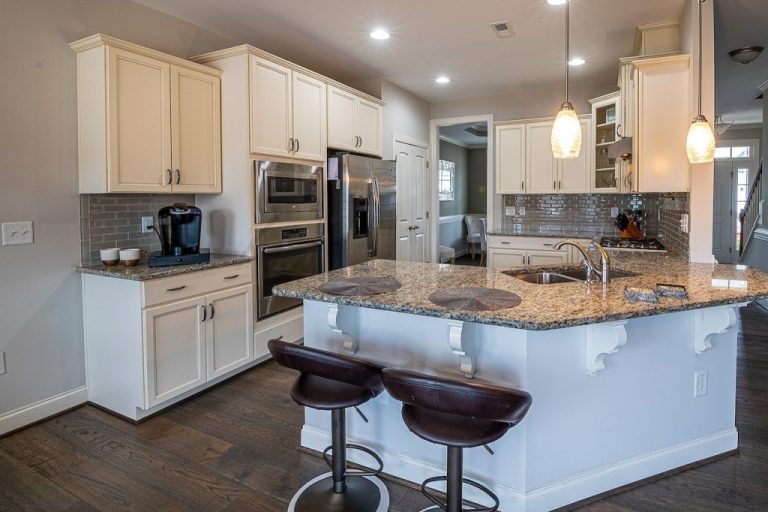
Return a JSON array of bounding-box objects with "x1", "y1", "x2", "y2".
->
[{"x1": 490, "y1": 21, "x2": 514, "y2": 38}]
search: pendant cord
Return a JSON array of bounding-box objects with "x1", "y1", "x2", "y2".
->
[
  {"x1": 565, "y1": 0, "x2": 570, "y2": 103},
  {"x1": 698, "y1": 0, "x2": 704, "y2": 116}
]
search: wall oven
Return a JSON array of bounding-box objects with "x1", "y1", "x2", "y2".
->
[
  {"x1": 255, "y1": 160, "x2": 323, "y2": 224},
  {"x1": 255, "y1": 223, "x2": 324, "y2": 320}
]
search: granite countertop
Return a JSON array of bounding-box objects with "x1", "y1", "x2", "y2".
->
[
  {"x1": 76, "y1": 254, "x2": 253, "y2": 281},
  {"x1": 272, "y1": 254, "x2": 768, "y2": 330}
]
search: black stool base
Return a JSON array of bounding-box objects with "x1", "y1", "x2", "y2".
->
[{"x1": 289, "y1": 472, "x2": 389, "y2": 512}]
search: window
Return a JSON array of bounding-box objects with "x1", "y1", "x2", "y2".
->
[
  {"x1": 439, "y1": 160, "x2": 455, "y2": 201},
  {"x1": 715, "y1": 144, "x2": 752, "y2": 160}
]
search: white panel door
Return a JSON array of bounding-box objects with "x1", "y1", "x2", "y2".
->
[
  {"x1": 496, "y1": 124, "x2": 525, "y2": 193},
  {"x1": 356, "y1": 98, "x2": 382, "y2": 156},
  {"x1": 170, "y1": 65, "x2": 221, "y2": 193},
  {"x1": 526, "y1": 250, "x2": 569, "y2": 266},
  {"x1": 526, "y1": 122, "x2": 557, "y2": 194},
  {"x1": 395, "y1": 140, "x2": 429, "y2": 262},
  {"x1": 292, "y1": 71, "x2": 326, "y2": 162},
  {"x1": 143, "y1": 296, "x2": 206, "y2": 408},
  {"x1": 327, "y1": 86, "x2": 356, "y2": 150},
  {"x1": 558, "y1": 118, "x2": 591, "y2": 194},
  {"x1": 107, "y1": 47, "x2": 171, "y2": 192},
  {"x1": 250, "y1": 56, "x2": 292, "y2": 158},
  {"x1": 205, "y1": 285, "x2": 253, "y2": 380},
  {"x1": 712, "y1": 163, "x2": 736, "y2": 263},
  {"x1": 489, "y1": 249, "x2": 525, "y2": 270}
]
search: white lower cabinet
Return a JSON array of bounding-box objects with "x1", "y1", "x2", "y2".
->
[
  {"x1": 82, "y1": 263, "x2": 256, "y2": 420},
  {"x1": 487, "y1": 236, "x2": 589, "y2": 270}
]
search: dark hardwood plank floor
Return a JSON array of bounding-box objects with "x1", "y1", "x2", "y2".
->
[{"x1": 1, "y1": 303, "x2": 767, "y2": 511}]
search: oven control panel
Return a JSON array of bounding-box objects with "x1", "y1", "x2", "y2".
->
[{"x1": 282, "y1": 228, "x2": 308, "y2": 240}]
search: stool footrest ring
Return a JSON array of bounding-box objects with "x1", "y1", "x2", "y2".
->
[
  {"x1": 322, "y1": 443, "x2": 384, "y2": 477},
  {"x1": 421, "y1": 475, "x2": 500, "y2": 512}
]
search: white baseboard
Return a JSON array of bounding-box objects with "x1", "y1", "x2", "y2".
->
[
  {"x1": 0, "y1": 386, "x2": 87, "y2": 436},
  {"x1": 301, "y1": 425, "x2": 737, "y2": 512}
]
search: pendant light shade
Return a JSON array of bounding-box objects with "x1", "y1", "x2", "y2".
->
[
  {"x1": 687, "y1": 0, "x2": 714, "y2": 164},
  {"x1": 552, "y1": 102, "x2": 582, "y2": 158},
  {"x1": 551, "y1": 0, "x2": 582, "y2": 158},
  {"x1": 686, "y1": 115, "x2": 716, "y2": 163}
]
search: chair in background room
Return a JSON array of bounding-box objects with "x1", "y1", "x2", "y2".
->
[{"x1": 464, "y1": 216, "x2": 484, "y2": 261}]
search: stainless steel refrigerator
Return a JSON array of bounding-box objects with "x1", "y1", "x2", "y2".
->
[{"x1": 327, "y1": 153, "x2": 397, "y2": 270}]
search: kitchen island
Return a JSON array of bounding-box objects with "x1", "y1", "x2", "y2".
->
[{"x1": 273, "y1": 255, "x2": 768, "y2": 511}]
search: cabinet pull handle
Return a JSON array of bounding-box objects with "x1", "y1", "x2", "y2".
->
[
  {"x1": 295, "y1": 139, "x2": 300, "y2": 152},
  {"x1": 165, "y1": 169, "x2": 172, "y2": 185},
  {"x1": 521, "y1": 180, "x2": 524, "y2": 191},
  {"x1": 208, "y1": 304, "x2": 215, "y2": 319},
  {"x1": 358, "y1": 136, "x2": 362, "y2": 148},
  {"x1": 175, "y1": 169, "x2": 181, "y2": 185},
  {"x1": 543, "y1": 243, "x2": 554, "y2": 247},
  {"x1": 289, "y1": 138, "x2": 295, "y2": 152},
  {"x1": 166, "y1": 285, "x2": 186, "y2": 292},
  {"x1": 553, "y1": 180, "x2": 556, "y2": 190},
  {"x1": 501, "y1": 241, "x2": 511, "y2": 245},
  {"x1": 201, "y1": 306, "x2": 207, "y2": 322},
  {"x1": 224, "y1": 274, "x2": 240, "y2": 280},
  {"x1": 558, "y1": 180, "x2": 561, "y2": 190}
]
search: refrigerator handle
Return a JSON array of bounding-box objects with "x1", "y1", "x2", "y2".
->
[
  {"x1": 367, "y1": 179, "x2": 375, "y2": 257},
  {"x1": 372, "y1": 176, "x2": 380, "y2": 257}
]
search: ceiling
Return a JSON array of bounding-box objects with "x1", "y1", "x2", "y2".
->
[
  {"x1": 439, "y1": 122, "x2": 488, "y2": 148},
  {"x1": 134, "y1": 0, "x2": 687, "y2": 104},
  {"x1": 714, "y1": 0, "x2": 768, "y2": 125}
]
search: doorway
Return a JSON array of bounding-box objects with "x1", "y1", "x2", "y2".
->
[
  {"x1": 712, "y1": 139, "x2": 760, "y2": 263},
  {"x1": 430, "y1": 115, "x2": 494, "y2": 265}
]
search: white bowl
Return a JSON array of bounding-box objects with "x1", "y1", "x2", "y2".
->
[
  {"x1": 100, "y1": 248, "x2": 120, "y2": 266},
  {"x1": 119, "y1": 248, "x2": 141, "y2": 266}
]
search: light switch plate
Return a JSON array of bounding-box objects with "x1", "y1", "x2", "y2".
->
[
  {"x1": 611, "y1": 207, "x2": 619, "y2": 217},
  {"x1": 505, "y1": 207, "x2": 516, "y2": 216},
  {"x1": 519, "y1": 207, "x2": 526, "y2": 216},
  {"x1": 2, "y1": 222, "x2": 33, "y2": 246}
]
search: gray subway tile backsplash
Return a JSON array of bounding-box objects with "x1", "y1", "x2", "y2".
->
[
  {"x1": 500, "y1": 192, "x2": 690, "y2": 255},
  {"x1": 80, "y1": 194, "x2": 195, "y2": 265}
]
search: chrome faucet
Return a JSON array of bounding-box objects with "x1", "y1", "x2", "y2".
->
[{"x1": 554, "y1": 240, "x2": 611, "y2": 283}]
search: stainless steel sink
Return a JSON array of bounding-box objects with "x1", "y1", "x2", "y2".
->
[{"x1": 503, "y1": 268, "x2": 636, "y2": 285}]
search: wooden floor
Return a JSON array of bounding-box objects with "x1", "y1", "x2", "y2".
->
[{"x1": 1, "y1": 304, "x2": 767, "y2": 511}]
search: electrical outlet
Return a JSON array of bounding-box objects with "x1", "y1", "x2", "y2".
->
[
  {"x1": 0, "y1": 352, "x2": 6, "y2": 375},
  {"x1": 141, "y1": 216, "x2": 154, "y2": 234},
  {"x1": 680, "y1": 214, "x2": 690, "y2": 234},
  {"x1": 610, "y1": 207, "x2": 619, "y2": 217},
  {"x1": 505, "y1": 207, "x2": 516, "y2": 216},
  {"x1": 519, "y1": 206, "x2": 526, "y2": 216},
  {"x1": 694, "y1": 370, "x2": 707, "y2": 398},
  {"x1": 2, "y1": 222, "x2": 33, "y2": 246}
]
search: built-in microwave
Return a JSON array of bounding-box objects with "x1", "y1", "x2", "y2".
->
[{"x1": 255, "y1": 160, "x2": 323, "y2": 224}]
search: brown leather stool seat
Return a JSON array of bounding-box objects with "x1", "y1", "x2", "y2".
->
[
  {"x1": 382, "y1": 368, "x2": 532, "y2": 512},
  {"x1": 268, "y1": 339, "x2": 389, "y2": 512}
]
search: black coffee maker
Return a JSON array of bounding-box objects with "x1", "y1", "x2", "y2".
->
[{"x1": 148, "y1": 203, "x2": 211, "y2": 267}]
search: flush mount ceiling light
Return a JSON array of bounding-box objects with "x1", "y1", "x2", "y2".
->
[
  {"x1": 435, "y1": 75, "x2": 451, "y2": 84},
  {"x1": 728, "y1": 46, "x2": 763, "y2": 65},
  {"x1": 569, "y1": 57, "x2": 586, "y2": 66},
  {"x1": 551, "y1": 0, "x2": 582, "y2": 159},
  {"x1": 686, "y1": 0, "x2": 715, "y2": 164},
  {"x1": 370, "y1": 29, "x2": 390, "y2": 40},
  {"x1": 547, "y1": 0, "x2": 568, "y2": 4}
]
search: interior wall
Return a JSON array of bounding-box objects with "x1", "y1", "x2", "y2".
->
[
  {"x1": 468, "y1": 148, "x2": 488, "y2": 214},
  {"x1": 438, "y1": 140, "x2": 469, "y2": 217},
  {"x1": 381, "y1": 80, "x2": 431, "y2": 159},
  {"x1": 0, "y1": 0, "x2": 236, "y2": 423}
]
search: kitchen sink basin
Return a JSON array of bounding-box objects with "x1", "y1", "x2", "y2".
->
[{"x1": 503, "y1": 268, "x2": 637, "y2": 285}]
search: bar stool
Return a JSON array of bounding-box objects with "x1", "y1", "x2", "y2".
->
[
  {"x1": 381, "y1": 368, "x2": 532, "y2": 512},
  {"x1": 268, "y1": 338, "x2": 389, "y2": 512}
]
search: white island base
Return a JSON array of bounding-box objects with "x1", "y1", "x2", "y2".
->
[{"x1": 299, "y1": 299, "x2": 744, "y2": 511}]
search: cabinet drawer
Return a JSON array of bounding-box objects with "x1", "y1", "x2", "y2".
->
[
  {"x1": 143, "y1": 263, "x2": 252, "y2": 307},
  {"x1": 489, "y1": 235, "x2": 589, "y2": 252}
]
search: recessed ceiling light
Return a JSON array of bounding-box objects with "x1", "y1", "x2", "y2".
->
[
  {"x1": 569, "y1": 57, "x2": 586, "y2": 66},
  {"x1": 370, "y1": 29, "x2": 390, "y2": 40},
  {"x1": 435, "y1": 76, "x2": 450, "y2": 84},
  {"x1": 547, "y1": 0, "x2": 568, "y2": 5}
]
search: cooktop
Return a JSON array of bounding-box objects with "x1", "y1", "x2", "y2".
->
[{"x1": 600, "y1": 237, "x2": 667, "y2": 252}]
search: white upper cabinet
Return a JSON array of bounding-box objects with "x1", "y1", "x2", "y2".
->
[
  {"x1": 71, "y1": 35, "x2": 222, "y2": 194},
  {"x1": 250, "y1": 56, "x2": 326, "y2": 162},
  {"x1": 495, "y1": 124, "x2": 525, "y2": 194},
  {"x1": 631, "y1": 54, "x2": 691, "y2": 193},
  {"x1": 327, "y1": 85, "x2": 382, "y2": 157},
  {"x1": 558, "y1": 118, "x2": 592, "y2": 194},
  {"x1": 526, "y1": 122, "x2": 558, "y2": 194}
]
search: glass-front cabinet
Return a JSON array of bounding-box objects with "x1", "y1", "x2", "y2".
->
[{"x1": 589, "y1": 92, "x2": 621, "y2": 192}]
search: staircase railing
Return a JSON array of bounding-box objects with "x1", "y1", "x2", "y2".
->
[{"x1": 739, "y1": 162, "x2": 763, "y2": 260}]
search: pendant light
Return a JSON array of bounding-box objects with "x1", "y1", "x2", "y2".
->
[
  {"x1": 686, "y1": 0, "x2": 715, "y2": 164},
  {"x1": 551, "y1": 0, "x2": 582, "y2": 159}
]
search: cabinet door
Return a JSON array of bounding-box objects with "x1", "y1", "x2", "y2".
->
[
  {"x1": 205, "y1": 285, "x2": 253, "y2": 380},
  {"x1": 143, "y1": 297, "x2": 206, "y2": 408},
  {"x1": 495, "y1": 124, "x2": 525, "y2": 193},
  {"x1": 107, "y1": 48, "x2": 171, "y2": 192},
  {"x1": 558, "y1": 118, "x2": 592, "y2": 194},
  {"x1": 526, "y1": 250, "x2": 569, "y2": 266},
  {"x1": 526, "y1": 122, "x2": 557, "y2": 194},
  {"x1": 327, "y1": 86, "x2": 357, "y2": 151},
  {"x1": 250, "y1": 56, "x2": 293, "y2": 158},
  {"x1": 489, "y1": 248, "x2": 525, "y2": 270},
  {"x1": 356, "y1": 98, "x2": 382, "y2": 156},
  {"x1": 292, "y1": 71, "x2": 327, "y2": 161},
  {"x1": 170, "y1": 65, "x2": 221, "y2": 193}
]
